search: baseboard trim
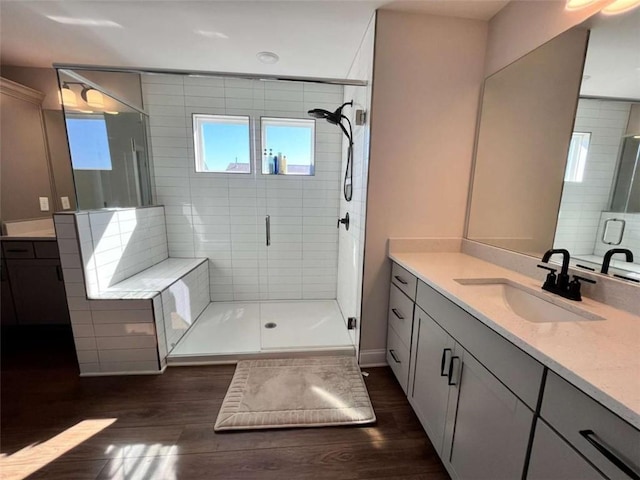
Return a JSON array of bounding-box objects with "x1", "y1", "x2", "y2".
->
[
  {"x1": 80, "y1": 366, "x2": 166, "y2": 377},
  {"x1": 359, "y1": 349, "x2": 387, "y2": 367}
]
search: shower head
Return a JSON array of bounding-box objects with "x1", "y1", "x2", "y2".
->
[
  {"x1": 307, "y1": 101, "x2": 353, "y2": 125},
  {"x1": 308, "y1": 107, "x2": 341, "y2": 125}
]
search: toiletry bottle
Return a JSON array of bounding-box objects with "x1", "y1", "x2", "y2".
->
[
  {"x1": 268, "y1": 149, "x2": 274, "y2": 174},
  {"x1": 280, "y1": 155, "x2": 287, "y2": 175},
  {"x1": 277, "y1": 152, "x2": 283, "y2": 175},
  {"x1": 273, "y1": 153, "x2": 279, "y2": 175}
]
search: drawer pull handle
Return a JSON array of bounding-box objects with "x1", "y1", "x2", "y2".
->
[
  {"x1": 391, "y1": 308, "x2": 404, "y2": 320},
  {"x1": 7, "y1": 249, "x2": 29, "y2": 253},
  {"x1": 447, "y1": 356, "x2": 460, "y2": 386},
  {"x1": 440, "y1": 348, "x2": 452, "y2": 377},
  {"x1": 579, "y1": 430, "x2": 640, "y2": 480},
  {"x1": 389, "y1": 349, "x2": 401, "y2": 364},
  {"x1": 56, "y1": 265, "x2": 63, "y2": 281},
  {"x1": 394, "y1": 275, "x2": 408, "y2": 285}
]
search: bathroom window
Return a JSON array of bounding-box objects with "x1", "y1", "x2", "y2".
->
[
  {"x1": 66, "y1": 114, "x2": 112, "y2": 170},
  {"x1": 261, "y1": 117, "x2": 315, "y2": 175},
  {"x1": 193, "y1": 114, "x2": 251, "y2": 173},
  {"x1": 564, "y1": 132, "x2": 591, "y2": 183}
]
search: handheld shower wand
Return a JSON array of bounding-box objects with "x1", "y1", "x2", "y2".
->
[{"x1": 308, "y1": 101, "x2": 354, "y2": 202}]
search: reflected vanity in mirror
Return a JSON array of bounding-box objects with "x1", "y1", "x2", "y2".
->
[{"x1": 466, "y1": 8, "x2": 640, "y2": 282}]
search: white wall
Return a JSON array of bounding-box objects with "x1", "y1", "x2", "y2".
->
[
  {"x1": 555, "y1": 99, "x2": 631, "y2": 254},
  {"x1": 360, "y1": 10, "x2": 488, "y2": 354},
  {"x1": 337, "y1": 13, "x2": 375, "y2": 351},
  {"x1": 142, "y1": 75, "x2": 345, "y2": 301}
]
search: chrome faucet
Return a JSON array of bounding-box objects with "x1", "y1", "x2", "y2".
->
[
  {"x1": 601, "y1": 248, "x2": 634, "y2": 274},
  {"x1": 538, "y1": 248, "x2": 595, "y2": 301}
]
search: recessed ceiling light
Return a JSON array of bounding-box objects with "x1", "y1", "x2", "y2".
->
[
  {"x1": 257, "y1": 51, "x2": 279, "y2": 65},
  {"x1": 46, "y1": 16, "x2": 123, "y2": 27}
]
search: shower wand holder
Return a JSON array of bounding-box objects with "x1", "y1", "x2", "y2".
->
[{"x1": 337, "y1": 212, "x2": 349, "y2": 231}]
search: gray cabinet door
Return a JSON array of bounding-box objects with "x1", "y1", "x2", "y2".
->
[
  {"x1": 445, "y1": 349, "x2": 534, "y2": 480},
  {"x1": 410, "y1": 307, "x2": 455, "y2": 455},
  {"x1": 527, "y1": 419, "x2": 606, "y2": 480},
  {"x1": 6, "y1": 259, "x2": 70, "y2": 325}
]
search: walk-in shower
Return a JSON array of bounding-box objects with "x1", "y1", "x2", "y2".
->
[{"x1": 56, "y1": 66, "x2": 371, "y2": 366}]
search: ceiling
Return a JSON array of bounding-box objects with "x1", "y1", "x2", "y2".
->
[
  {"x1": 0, "y1": 1, "x2": 509, "y2": 79},
  {"x1": 580, "y1": 8, "x2": 640, "y2": 99}
]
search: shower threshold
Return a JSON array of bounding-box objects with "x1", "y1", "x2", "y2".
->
[{"x1": 167, "y1": 300, "x2": 355, "y2": 366}]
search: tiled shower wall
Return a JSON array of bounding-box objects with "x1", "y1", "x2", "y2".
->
[
  {"x1": 78, "y1": 207, "x2": 168, "y2": 296},
  {"x1": 554, "y1": 99, "x2": 631, "y2": 254},
  {"x1": 142, "y1": 75, "x2": 346, "y2": 301}
]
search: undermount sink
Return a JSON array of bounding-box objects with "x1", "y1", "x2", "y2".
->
[{"x1": 454, "y1": 278, "x2": 605, "y2": 323}]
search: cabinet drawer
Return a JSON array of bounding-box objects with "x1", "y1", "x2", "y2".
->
[
  {"x1": 2, "y1": 241, "x2": 35, "y2": 259},
  {"x1": 541, "y1": 372, "x2": 640, "y2": 480},
  {"x1": 33, "y1": 240, "x2": 60, "y2": 259},
  {"x1": 391, "y1": 262, "x2": 417, "y2": 300},
  {"x1": 416, "y1": 280, "x2": 543, "y2": 409},
  {"x1": 528, "y1": 419, "x2": 606, "y2": 480},
  {"x1": 386, "y1": 325, "x2": 410, "y2": 394},
  {"x1": 388, "y1": 283, "x2": 414, "y2": 348}
]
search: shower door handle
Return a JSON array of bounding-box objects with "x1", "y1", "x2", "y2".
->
[{"x1": 265, "y1": 215, "x2": 271, "y2": 246}]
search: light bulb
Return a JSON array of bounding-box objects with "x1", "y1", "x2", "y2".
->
[
  {"x1": 601, "y1": 0, "x2": 640, "y2": 14},
  {"x1": 59, "y1": 86, "x2": 78, "y2": 107}
]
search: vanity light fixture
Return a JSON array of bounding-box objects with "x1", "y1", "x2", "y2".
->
[
  {"x1": 59, "y1": 83, "x2": 78, "y2": 107},
  {"x1": 81, "y1": 87, "x2": 105, "y2": 108},
  {"x1": 257, "y1": 51, "x2": 279, "y2": 64},
  {"x1": 565, "y1": 0, "x2": 640, "y2": 13},
  {"x1": 601, "y1": 0, "x2": 640, "y2": 14},
  {"x1": 565, "y1": 0, "x2": 600, "y2": 10}
]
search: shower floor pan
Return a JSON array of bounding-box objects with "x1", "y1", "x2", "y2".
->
[{"x1": 167, "y1": 300, "x2": 355, "y2": 365}]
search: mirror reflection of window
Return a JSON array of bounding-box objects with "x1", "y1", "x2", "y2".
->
[
  {"x1": 66, "y1": 114, "x2": 112, "y2": 170},
  {"x1": 564, "y1": 132, "x2": 590, "y2": 183}
]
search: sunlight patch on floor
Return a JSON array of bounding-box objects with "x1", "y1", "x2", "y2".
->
[{"x1": 0, "y1": 418, "x2": 116, "y2": 480}]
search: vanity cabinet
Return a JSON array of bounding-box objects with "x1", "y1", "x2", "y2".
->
[
  {"x1": 1, "y1": 240, "x2": 70, "y2": 325},
  {"x1": 528, "y1": 420, "x2": 606, "y2": 480},
  {"x1": 410, "y1": 303, "x2": 533, "y2": 479},
  {"x1": 387, "y1": 261, "x2": 543, "y2": 480},
  {"x1": 387, "y1": 260, "x2": 640, "y2": 480}
]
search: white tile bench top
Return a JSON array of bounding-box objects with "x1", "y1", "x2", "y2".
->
[{"x1": 90, "y1": 258, "x2": 208, "y2": 299}]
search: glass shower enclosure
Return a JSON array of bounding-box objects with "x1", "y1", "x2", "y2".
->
[{"x1": 57, "y1": 69, "x2": 153, "y2": 210}]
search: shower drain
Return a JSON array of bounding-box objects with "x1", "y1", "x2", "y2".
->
[{"x1": 264, "y1": 322, "x2": 277, "y2": 329}]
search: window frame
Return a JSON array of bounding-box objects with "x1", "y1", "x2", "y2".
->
[
  {"x1": 260, "y1": 116, "x2": 316, "y2": 176},
  {"x1": 192, "y1": 113, "x2": 252, "y2": 174}
]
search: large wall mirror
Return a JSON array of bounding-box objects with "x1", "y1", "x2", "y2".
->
[{"x1": 466, "y1": 8, "x2": 640, "y2": 282}]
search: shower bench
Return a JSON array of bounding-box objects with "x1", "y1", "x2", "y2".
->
[{"x1": 55, "y1": 208, "x2": 211, "y2": 376}]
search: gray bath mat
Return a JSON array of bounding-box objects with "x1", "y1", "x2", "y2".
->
[{"x1": 214, "y1": 356, "x2": 376, "y2": 431}]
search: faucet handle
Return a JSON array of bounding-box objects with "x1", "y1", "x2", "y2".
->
[
  {"x1": 572, "y1": 274, "x2": 596, "y2": 285},
  {"x1": 537, "y1": 264, "x2": 557, "y2": 290},
  {"x1": 568, "y1": 275, "x2": 596, "y2": 301}
]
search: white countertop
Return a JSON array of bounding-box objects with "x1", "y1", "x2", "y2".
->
[
  {"x1": 390, "y1": 251, "x2": 640, "y2": 429},
  {"x1": 1, "y1": 230, "x2": 56, "y2": 241}
]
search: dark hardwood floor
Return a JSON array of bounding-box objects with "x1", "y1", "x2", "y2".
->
[{"x1": 1, "y1": 340, "x2": 449, "y2": 480}]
